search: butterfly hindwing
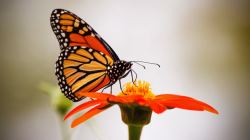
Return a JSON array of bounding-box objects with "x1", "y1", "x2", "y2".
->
[
  {"x1": 50, "y1": 9, "x2": 119, "y2": 61},
  {"x1": 55, "y1": 46, "x2": 113, "y2": 101}
]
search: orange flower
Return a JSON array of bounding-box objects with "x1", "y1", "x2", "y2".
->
[{"x1": 64, "y1": 81, "x2": 218, "y2": 128}]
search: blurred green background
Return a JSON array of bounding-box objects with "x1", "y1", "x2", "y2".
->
[{"x1": 0, "y1": 0, "x2": 249, "y2": 140}]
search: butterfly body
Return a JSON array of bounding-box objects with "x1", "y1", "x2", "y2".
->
[{"x1": 51, "y1": 9, "x2": 133, "y2": 102}]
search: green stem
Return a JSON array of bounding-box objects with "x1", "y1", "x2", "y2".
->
[{"x1": 128, "y1": 125, "x2": 144, "y2": 140}]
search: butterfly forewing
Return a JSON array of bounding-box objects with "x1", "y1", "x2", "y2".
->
[{"x1": 50, "y1": 9, "x2": 119, "y2": 61}]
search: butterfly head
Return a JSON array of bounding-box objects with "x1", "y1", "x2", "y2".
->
[{"x1": 122, "y1": 60, "x2": 133, "y2": 71}]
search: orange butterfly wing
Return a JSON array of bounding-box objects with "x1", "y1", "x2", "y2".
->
[
  {"x1": 51, "y1": 9, "x2": 120, "y2": 101},
  {"x1": 50, "y1": 9, "x2": 118, "y2": 59},
  {"x1": 55, "y1": 46, "x2": 114, "y2": 101}
]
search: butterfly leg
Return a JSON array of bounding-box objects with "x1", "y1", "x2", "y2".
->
[
  {"x1": 120, "y1": 70, "x2": 137, "y2": 86},
  {"x1": 119, "y1": 79, "x2": 126, "y2": 95},
  {"x1": 130, "y1": 70, "x2": 137, "y2": 86},
  {"x1": 131, "y1": 69, "x2": 138, "y2": 85},
  {"x1": 110, "y1": 85, "x2": 113, "y2": 94},
  {"x1": 119, "y1": 79, "x2": 122, "y2": 90},
  {"x1": 101, "y1": 82, "x2": 113, "y2": 92},
  {"x1": 130, "y1": 70, "x2": 134, "y2": 83},
  {"x1": 120, "y1": 70, "x2": 131, "y2": 79}
]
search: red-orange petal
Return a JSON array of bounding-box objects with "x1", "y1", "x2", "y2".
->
[
  {"x1": 76, "y1": 92, "x2": 114, "y2": 100},
  {"x1": 71, "y1": 103, "x2": 112, "y2": 128},
  {"x1": 147, "y1": 100, "x2": 167, "y2": 114},
  {"x1": 108, "y1": 95, "x2": 145, "y2": 104},
  {"x1": 155, "y1": 94, "x2": 195, "y2": 100},
  {"x1": 108, "y1": 96, "x2": 129, "y2": 104},
  {"x1": 124, "y1": 95, "x2": 144, "y2": 103},
  {"x1": 64, "y1": 99, "x2": 105, "y2": 120},
  {"x1": 192, "y1": 100, "x2": 219, "y2": 114},
  {"x1": 155, "y1": 94, "x2": 219, "y2": 114}
]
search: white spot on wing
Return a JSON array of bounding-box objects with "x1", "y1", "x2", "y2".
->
[{"x1": 61, "y1": 33, "x2": 65, "y2": 37}]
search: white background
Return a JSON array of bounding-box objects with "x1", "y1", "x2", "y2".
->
[{"x1": 0, "y1": 0, "x2": 249, "y2": 140}]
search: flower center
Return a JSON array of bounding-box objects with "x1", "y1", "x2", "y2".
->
[{"x1": 118, "y1": 80, "x2": 155, "y2": 99}]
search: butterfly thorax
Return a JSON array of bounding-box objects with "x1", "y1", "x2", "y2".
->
[{"x1": 107, "y1": 60, "x2": 132, "y2": 83}]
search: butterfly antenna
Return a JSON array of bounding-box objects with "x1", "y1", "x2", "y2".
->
[
  {"x1": 130, "y1": 61, "x2": 160, "y2": 68},
  {"x1": 132, "y1": 62, "x2": 146, "y2": 69}
]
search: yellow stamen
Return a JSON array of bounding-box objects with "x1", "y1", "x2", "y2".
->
[{"x1": 118, "y1": 80, "x2": 155, "y2": 99}]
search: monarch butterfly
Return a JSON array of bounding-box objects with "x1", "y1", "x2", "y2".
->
[
  {"x1": 50, "y1": 9, "x2": 137, "y2": 102},
  {"x1": 51, "y1": 9, "x2": 159, "y2": 102}
]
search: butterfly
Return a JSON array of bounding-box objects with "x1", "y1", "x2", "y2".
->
[{"x1": 50, "y1": 9, "x2": 135, "y2": 102}]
